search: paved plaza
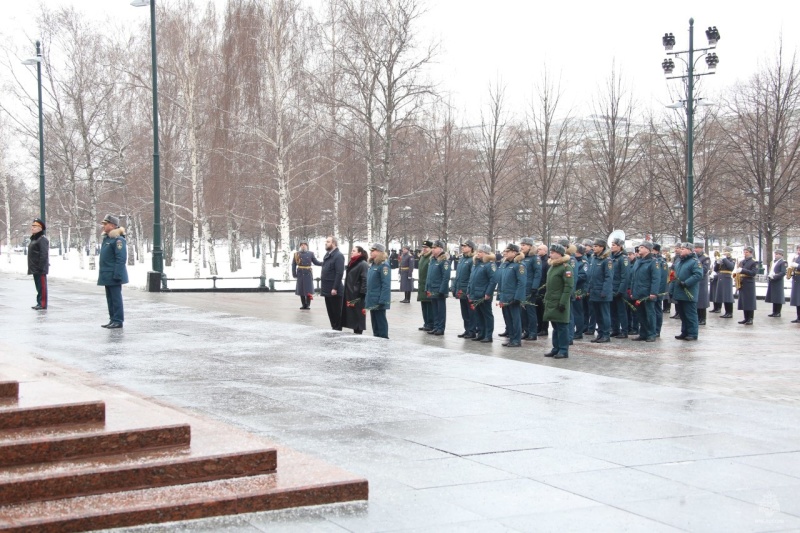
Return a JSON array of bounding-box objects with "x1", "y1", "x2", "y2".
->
[{"x1": 1, "y1": 273, "x2": 799, "y2": 532}]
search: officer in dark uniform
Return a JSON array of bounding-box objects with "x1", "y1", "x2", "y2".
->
[
  {"x1": 292, "y1": 241, "x2": 321, "y2": 309},
  {"x1": 398, "y1": 245, "x2": 415, "y2": 303},
  {"x1": 693, "y1": 243, "x2": 711, "y2": 325},
  {"x1": 674, "y1": 242, "x2": 704, "y2": 340},
  {"x1": 709, "y1": 251, "x2": 722, "y2": 313},
  {"x1": 98, "y1": 215, "x2": 129, "y2": 329},
  {"x1": 653, "y1": 243, "x2": 669, "y2": 336},
  {"x1": 630, "y1": 241, "x2": 659, "y2": 341},
  {"x1": 497, "y1": 244, "x2": 526, "y2": 347},
  {"x1": 610, "y1": 237, "x2": 629, "y2": 338},
  {"x1": 716, "y1": 247, "x2": 736, "y2": 318},
  {"x1": 790, "y1": 245, "x2": 800, "y2": 323},
  {"x1": 736, "y1": 246, "x2": 758, "y2": 325},
  {"x1": 624, "y1": 246, "x2": 639, "y2": 335},
  {"x1": 27, "y1": 218, "x2": 49, "y2": 310},
  {"x1": 416, "y1": 241, "x2": 434, "y2": 331},
  {"x1": 467, "y1": 244, "x2": 498, "y2": 342},
  {"x1": 588, "y1": 238, "x2": 613, "y2": 343},
  {"x1": 668, "y1": 244, "x2": 683, "y2": 319},
  {"x1": 519, "y1": 237, "x2": 542, "y2": 340},
  {"x1": 581, "y1": 238, "x2": 595, "y2": 335},
  {"x1": 425, "y1": 240, "x2": 450, "y2": 335},
  {"x1": 571, "y1": 244, "x2": 588, "y2": 340},
  {"x1": 455, "y1": 240, "x2": 477, "y2": 338},
  {"x1": 543, "y1": 243, "x2": 573, "y2": 359},
  {"x1": 766, "y1": 249, "x2": 787, "y2": 317},
  {"x1": 366, "y1": 243, "x2": 391, "y2": 338}
]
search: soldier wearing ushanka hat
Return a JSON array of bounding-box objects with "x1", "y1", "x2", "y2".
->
[
  {"x1": 519, "y1": 237, "x2": 542, "y2": 340},
  {"x1": 765, "y1": 248, "x2": 787, "y2": 317},
  {"x1": 543, "y1": 244, "x2": 574, "y2": 359},
  {"x1": 715, "y1": 246, "x2": 736, "y2": 318},
  {"x1": 98, "y1": 214, "x2": 129, "y2": 329},
  {"x1": 609, "y1": 237, "x2": 629, "y2": 338},
  {"x1": 587, "y1": 238, "x2": 614, "y2": 343},
  {"x1": 455, "y1": 239, "x2": 478, "y2": 338},
  {"x1": 292, "y1": 239, "x2": 322, "y2": 310},
  {"x1": 467, "y1": 243, "x2": 498, "y2": 342},
  {"x1": 425, "y1": 240, "x2": 450, "y2": 335},
  {"x1": 693, "y1": 242, "x2": 711, "y2": 325},
  {"x1": 416, "y1": 240, "x2": 435, "y2": 331},
  {"x1": 398, "y1": 244, "x2": 415, "y2": 303},
  {"x1": 365, "y1": 243, "x2": 391, "y2": 338},
  {"x1": 496, "y1": 243, "x2": 526, "y2": 347},
  {"x1": 735, "y1": 246, "x2": 759, "y2": 325}
]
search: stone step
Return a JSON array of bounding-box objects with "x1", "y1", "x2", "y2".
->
[
  {"x1": 0, "y1": 401, "x2": 105, "y2": 430},
  {"x1": 0, "y1": 381, "x2": 18, "y2": 399},
  {"x1": 0, "y1": 447, "x2": 368, "y2": 533},
  {"x1": 0, "y1": 423, "x2": 191, "y2": 467},
  {"x1": 0, "y1": 448, "x2": 276, "y2": 505}
]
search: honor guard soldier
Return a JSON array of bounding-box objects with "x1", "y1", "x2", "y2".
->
[
  {"x1": 366, "y1": 243, "x2": 391, "y2": 338},
  {"x1": 455, "y1": 240, "x2": 477, "y2": 338},
  {"x1": 496, "y1": 244, "x2": 526, "y2": 347},
  {"x1": 519, "y1": 237, "x2": 542, "y2": 340},
  {"x1": 417, "y1": 241, "x2": 434, "y2": 331},
  {"x1": 766, "y1": 249, "x2": 787, "y2": 317},
  {"x1": 693, "y1": 243, "x2": 711, "y2": 325},
  {"x1": 735, "y1": 246, "x2": 758, "y2": 325},
  {"x1": 588, "y1": 238, "x2": 614, "y2": 343},
  {"x1": 630, "y1": 242, "x2": 660, "y2": 342},
  {"x1": 292, "y1": 240, "x2": 321, "y2": 309},
  {"x1": 467, "y1": 244, "x2": 498, "y2": 342},
  {"x1": 709, "y1": 250, "x2": 722, "y2": 313},
  {"x1": 398, "y1": 245, "x2": 415, "y2": 303},
  {"x1": 716, "y1": 247, "x2": 736, "y2": 318},
  {"x1": 425, "y1": 240, "x2": 450, "y2": 335},
  {"x1": 610, "y1": 237, "x2": 629, "y2": 338},
  {"x1": 543, "y1": 244, "x2": 574, "y2": 359},
  {"x1": 673, "y1": 242, "x2": 704, "y2": 340},
  {"x1": 790, "y1": 245, "x2": 800, "y2": 323}
]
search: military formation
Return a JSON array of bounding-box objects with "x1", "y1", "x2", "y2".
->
[{"x1": 292, "y1": 237, "x2": 800, "y2": 348}]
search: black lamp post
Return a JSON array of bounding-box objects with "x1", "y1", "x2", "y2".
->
[
  {"x1": 661, "y1": 20, "x2": 720, "y2": 243},
  {"x1": 22, "y1": 41, "x2": 45, "y2": 225},
  {"x1": 131, "y1": 0, "x2": 164, "y2": 280}
]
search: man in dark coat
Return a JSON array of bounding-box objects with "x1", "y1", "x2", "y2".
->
[
  {"x1": 652, "y1": 243, "x2": 669, "y2": 336},
  {"x1": 398, "y1": 245, "x2": 414, "y2": 303},
  {"x1": 709, "y1": 251, "x2": 722, "y2": 313},
  {"x1": 425, "y1": 240, "x2": 450, "y2": 335},
  {"x1": 630, "y1": 242, "x2": 660, "y2": 341},
  {"x1": 97, "y1": 215, "x2": 129, "y2": 329},
  {"x1": 736, "y1": 246, "x2": 759, "y2": 325},
  {"x1": 455, "y1": 240, "x2": 477, "y2": 338},
  {"x1": 366, "y1": 243, "x2": 391, "y2": 338},
  {"x1": 587, "y1": 238, "x2": 614, "y2": 343},
  {"x1": 416, "y1": 241, "x2": 434, "y2": 331},
  {"x1": 673, "y1": 242, "x2": 703, "y2": 340},
  {"x1": 609, "y1": 237, "x2": 629, "y2": 338},
  {"x1": 716, "y1": 246, "x2": 736, "y2": 318},
  {"x1": 292, "y1": 241, "x2": 320, "y2": 309},
  {"x1": 766, "y1": 249, "x2": 787, "y2": 317},
  {"x1": 467, "y1": 244, "x2": 497, "y2": 343},
  {"x1": 341, "y1": 246, "x2": 368, "y2": 334},
  {"x1": 520, "y1": 238, "x2": 542, "y2": 340},
  {"x1": 693, "y1": 243, "x2": 711, "y2": 325},
  {"x1": 535, "y1": 244, "x2": 550, "y2": 337},
  {"x1": 496, "y1": 244, "x2": 526, "y2": 348},
  {"x1": 319, "y1": 236, "x2": 345, "y2": 330},
  {"x1": 571, "y1": 244, "x2": 588, "y2": 340},
  {"x1": 543, "y1": 244, "x2": 573, "y2": 359},
  {"x1": 27, "y1": 218, "x2": 49, "y2": 310},
  {"x1": 790, "y1": 245, "x2": 800, "y2": 323}
]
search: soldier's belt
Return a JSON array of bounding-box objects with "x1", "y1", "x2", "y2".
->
[
  {"x1": 720, "y1": 270, "x2": 733, "y2": 274},
  {"x1": 400, "y1": 267, "x2": 409, "y2": 270},
  {"x1": 297, "y1": 266, "x2": 312, "y2": 269}
]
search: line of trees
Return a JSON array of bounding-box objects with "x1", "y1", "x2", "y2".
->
[{"x1": 1, "y1": 0, "x2": 799, "y2": 275}]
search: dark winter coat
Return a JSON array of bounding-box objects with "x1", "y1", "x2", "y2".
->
[
  {"x1": 425, "y1": 253, "x2": 451, "y2": 298},
  {"x1": 27, "y1": 232, "x2": 49, "y2": 276},
  {"x1": 467, "y1": 254, "x2": 498, "y2": 302},
  {"x1": 97, "y1": 228, "x2": 129, "y2": 286},
  {"x1": 630, "y1": 253, "x2": 660, "y2": 301},
  {"x1": 737, "y1": 257, "x2": 758, "y2": 311},
  {"x1": 521, "y1": 252, "x2": 542, "y2": 297},
  {"x1": 454, "y1": 253, "x2": 474, "y2": 299},
  {"x1": 790, "y1": 254, "x2": 800, "y2": 306},
  {"x1": 416, "y1": 252, "x2": 432, "y2": 302},
  {"x1": 319, "y1": 247, "x2": 345, "y2": 297},
  {"x1": 695, "y1": 253, "x2": 711, "y2": 309},
  {"x1": 341, "y1": 256, "x2": 368, "y2": 332},
  {"x1": 496, "y1": 256, "x2": 526, "y2": 304},
  {"x1": 572, "y1": 254, "x2": 588, "y2": 300},
  {"x1": 543, "y1": 254, "x2": 573, "y2": 323},
  {"x1": 587, "y1": 249, "x2": 613, "y2": 302},
  {"x1": 673, "y1": 252, "x2": 703, "y2": 302},
  {"x1": 399, "y1": 252, "x2": 415, "y2": 292},
  {"x1": 715, "y1": 256, "x2": 735, "y2": 303},
  {"x1": 292, "y1": 250, "x2": 320, "y2": 297},
  {"x1": 765, "y1": 258, "x2": 787, "y2": 304},
  {"x1": 655, "y1": 254, "x2": 669, "y2": 300},
  {"x1": 365, "y1": 258, "x2": 391, "y2": 309},
  {"x1": 610, "y1": 251, "x2": 628, "y2": 296}
]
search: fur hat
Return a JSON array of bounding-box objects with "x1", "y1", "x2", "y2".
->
[
  {"x1": 520, "y1": 237, "x2": 535, "y2": 246},
  {"x1": 558, "y1": 238, "x2": 570, "y2": 248},
  {"x1": 743, "y1": 246, "x2": 755, "y2": 254},
  {"x1": 693, "y1": 242, "x2": 705, "y2": 250},
  {"x1": 723, "y1": 246, "x2": 733, "y2": 253},
  {"x1": 775, "y1": 249, "x2": 785, "y2": 255},
  {"x1": 370, "y1": 242, "x2": 386, "y2": 253},
  {"x1": 477, "y1": 244, "x2": 492, "y2": 254},
  {"x1": 421, "y1": 240, "x2": 434, "y2": 248},
  {"x1": 611, "y1": 237, "x2": 625, "y2": 247},
  {"x1": 653, "y1": 243, "x2": 662, "y2": 252},
  {"x1": 461, "y1": 239, "x2": 476, "y2": 250},
  {"x1": 567, "y1": 244, "x2": 578, "y2": 255},
  {"x1": 505, "y1": 243, "x2": 520, "y2": 253},
  {"x1": 432, "y1": 239, "x2": 445, "y2": 249},
  {"x1": 575, "y1": 244, "x2": 585, "y2": 255},
  {"x1": 593, "y1": 238, "x2": 607, "y2": 248},
  {"x1": 550, "y1": 243, "x2": 566, "y2": 256},
  {"x1": 32, "y1": 218, "x2": 45, "y2": 231},
  {"x1": 638, "y1": 241, "x2": 654, "y2": 251},
  {"x1": 102, "y1": 214, "x2": 119, "y2": 227},
  {"x1": 582, "y1": 238, "x2": 594, "y2": 247}
]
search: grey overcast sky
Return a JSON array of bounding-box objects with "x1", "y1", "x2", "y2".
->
[{"x1": 3, "y1": 0, "x2": 800, "y2": 121}]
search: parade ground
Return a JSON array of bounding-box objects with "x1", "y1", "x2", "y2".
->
[{"x1": 1, "y1": 273, "x2": 800, "y2": 532}]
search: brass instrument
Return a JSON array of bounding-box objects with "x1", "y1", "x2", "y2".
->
[
  {"x1": 714, "y1": 250, "x2": 721, "y2": 260},
  {"x1": 734, "y1": 260, "x2": 743, "y2": 290},
  {"x1": 789, "y1": 265, "x2": 796, "y2": 280}
]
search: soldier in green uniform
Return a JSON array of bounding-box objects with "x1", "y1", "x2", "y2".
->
[
  {"x1": 543, "y1": 244, "x2": 574, "y2": 359},
  {"x1": 674, "y1": 242, "x2": 704, "y2": 340},
  {"x1": 610, "y1": 237, "x2": 629, "y2": 338}
]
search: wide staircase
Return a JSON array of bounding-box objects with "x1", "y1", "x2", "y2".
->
[{"x1": 0, "y1": 367, "x2": 367, "y2": 532}]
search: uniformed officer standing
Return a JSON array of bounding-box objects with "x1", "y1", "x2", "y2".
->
[
  {"x1": 790, "y1": 245, "x2": 800, "y2": 323},
  {"x1": 765, "y1": 249, "x2": 787, "y2": 317},
  {"x1": 535, "y1": 244, "x2": 550, "y2": 337},
  {"x1": 98, "y1": 215, "x2": 129, "y2": 329},
  {"x1": 455, "y1": 240, "x2": 477, "y2": 338},
  {"x1": 668, "y1": 244, "x2": 683, "y2": 319},
  {"x1": 673, "y1": 242, "x2": 704, "y2": 340},
  {"x1": 735, "y1": 246, "x2": 759, "y2": 325},
  {"x1": 571, "y1": 244, "x2": 588, "y2": 340},
  {"x1": 693, "y1": 243, "x2": 711, "y2": 325},
  {"x1": 292, "y1": 241, "x2": 321, "y2": 309},
  {"x1": 398, "y1": 245, "x2": 415, "y2": 303},
  {"x1": 425, "y1": 240, "x2": 450, "y2": 335},
  {"x1": 652, "y1": 243, "x2": 669, "y2": 337},
  {"x1": 27, "y1": 218, "x2": 49, "y2": 310},
  {"x1": 416, "y1": 241, "x2": 434, "y2": 331},
  {"x1": 365, "y1": 243, "x2": 391, "y2": 338},
  {"x1": 543, "y1": 244, "x2": 574, "y2": 359},
  {"x1": 496, "y1": 244, "x2": 526, "y2": 347},
  {"x1": 519, "y1": 238, "x2": 542, "y2": 340},
  {"x1": 624, "y1": 246, "x2": 639, "y2": 335},
  {"x1": 630, "y1": 242, "x2": 660, "y2": 342},
  {"x1": 609, "y1": 238, "x2": 629, "y2": 338},
  {"x1": 581, "y1": 238, "x2": 595, "y2": 336},
  {"x1": 467, "y1": 244, "x2": 498, "y2": 342},
  {"x1": 587, "y1": 238, "x2": 614, "y2": 343},
  {"x1": 716, "y1": 247, "x2": 736, "y2": 318},
  {"x1": 709, "y1": 251, "x2": 721, "y2": 313}
]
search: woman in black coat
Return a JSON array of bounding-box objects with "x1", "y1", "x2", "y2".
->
[{"x1": 341, "y1": 246, "x2": 369, "y2": 334}]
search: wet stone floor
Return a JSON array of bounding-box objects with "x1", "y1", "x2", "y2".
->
[{"x1": 1, "y1": 274, "x2": 799, "y2": 532}]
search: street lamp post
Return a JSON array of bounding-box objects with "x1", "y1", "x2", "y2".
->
[
  {"x1": 22, "y1": 41, "x2": 45, "y2": 225},
  {"x1": 131, "y1": 0, "x2": 164, "y2": 286},
  {"x1": 661, "y1": 20, "x2": 720, "y2": 243}
]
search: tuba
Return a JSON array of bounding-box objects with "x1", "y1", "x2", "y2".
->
[
  {"x1": 734, "y1": 260, "x2": 743, "y2": 290},
  {"x1": 788, "y1": 265, "x2": 796, "y2": 280},
  {"x1": 607, "y1": 229, "x2": 626, "y2": 248}
]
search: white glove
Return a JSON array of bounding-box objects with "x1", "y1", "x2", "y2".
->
[
  {"x1": 733, "y1": 267, "x2": 742, "y2": 274},
  {"x1": 710, "y1": 272, "x2": 717, "y2": 280}
]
